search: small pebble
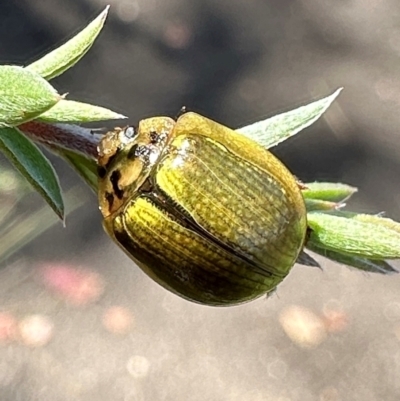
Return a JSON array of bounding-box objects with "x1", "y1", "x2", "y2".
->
[
  {"x1": 126, "y1": 355, "x2": 150, "y2": 378},
  {"x1": 18, "y1": 315, "x2": 54, "y2": 347},
  {"x1": 39, "y1": 264, "x2": 105, "y2": 306},
  {"x1": 102, "y1": 306, "x2": 133, "y2": 335},
  {"x1": 322, "y1": 309, "x2": 349, "y2": 333},
  {"x1": 279, "y1": 305, "x2": 327, "y2": 348},
  {"x1": 0, "y1": 312, "x2": 17, "y2": 343}
]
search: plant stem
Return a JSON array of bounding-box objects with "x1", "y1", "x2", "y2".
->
[{"x1": 19, "y1": 121, "x2": 99, "y2": 158}]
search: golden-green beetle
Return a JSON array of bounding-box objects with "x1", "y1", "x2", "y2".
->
[{"x1": 97, "y1": 112, "x2": 307, "y2": 306}]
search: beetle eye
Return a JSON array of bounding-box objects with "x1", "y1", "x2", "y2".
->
[{"x1": 124, "y1": 126, "x2": 137, "y2": 139}]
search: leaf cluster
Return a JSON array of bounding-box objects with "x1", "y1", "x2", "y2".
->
[{"x1": 0, "y1": 7, "x2": 398, "y2": 274}]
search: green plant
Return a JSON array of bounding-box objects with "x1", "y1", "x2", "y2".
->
[{"x1": 0, "y1": 6, "x2": 398, "y2": 277}]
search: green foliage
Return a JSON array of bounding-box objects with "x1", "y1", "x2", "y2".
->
[
  {"x1": 26, "y1": 6, "x2": 109, "y2": 80},
  {"x1": 0, "y1": 66, "x2": 60, "y2": 127},
  {"x1": 58, "y1": 147, "x2": 98, "y2": 192},
  {"x1": 39, "y1": 99, "x2": 126, "y2": 123},
  {"x1": 0, "y1": 6, "x2": 398, "y2": 275},
  {"x1": 0, "y1": 127, "x2": 64, "y2": 220},
  {"x1": 0, "y1": 7, "x2": 122, "y2": 220},
  {"x1": 302, "y1": 182, "x2": 358, "y2": 203},
  {"x1": 238, "y1": 88, "x2": 342, "y2": 148},
  {"x1": 308, "y1": 212, "x2": 400, "y2": 259}
]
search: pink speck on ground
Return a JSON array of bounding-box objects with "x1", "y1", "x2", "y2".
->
[
  {"x1": 0, "y1": 312, "x2": 18, "y2": 343},
  {"x1": 38, "y1": 264, "x2": 105, "y2": 306},
  {"x1": 102, "y1": 306, "x2": 133, "y2": 335},
  {"x1": 322, "y1": 309, "x2": 349, "y2": 333}
]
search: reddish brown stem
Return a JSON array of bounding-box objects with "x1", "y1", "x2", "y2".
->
[{"x1": 19, "y1": 121, "x2": 100, "y2": 159}]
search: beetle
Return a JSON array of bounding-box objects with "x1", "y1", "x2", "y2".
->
[{"x1": 97, "y1": 112, "x2": 307, "y2": 306}]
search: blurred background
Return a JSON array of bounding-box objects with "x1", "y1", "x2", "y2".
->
[{"x1": 0, "y1": 0, "x2": 400, "y2": 400}]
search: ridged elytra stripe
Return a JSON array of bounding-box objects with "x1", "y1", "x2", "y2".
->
[
  {"x1": 145, "y1": 187, "x2": 283, "y2": 277},
  {"x1": 154, "y1": 133, "x2": 303, "y2": 273},
  {"x1": 107, "y1": 195, "x2": 283, "y2": 305}
]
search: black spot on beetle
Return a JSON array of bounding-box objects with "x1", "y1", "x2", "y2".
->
[
  {"x1": 105, "y1": 191, "x2": 114, "y2": 210},
  {"x1": 110, "y1": 170, "x2": 124, "y2": 199},
  {"x1": 104, "y1": 152, "x2": 118, "y2": 170},
  {"x1": 127, "y1": 144, "x2": 139, "y2": 160},
  {"x1": 97, "y1": 166, "x2": 107, "y2": 179},
  {"x1": 149, "y1": 131, "x2": 159, "y2": 143},
  {"x1": 137, "y1": 145, "x2": 150, "y2": 157}
]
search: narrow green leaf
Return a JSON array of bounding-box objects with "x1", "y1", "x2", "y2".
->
[
  {"x1": 0, "y1": 127, "x2": 64, "y2": 220},
  {"x1": 347, "y1": 213, "x2": 400, "y2": 235},
  {"x1": 26, "y1": 6, "x2": 109, "y2": 80},
  {"x1": 0, "y1": 66, "x2": 60, "y2": 127},
  {"x1": 56, "y1": 148, "x2": 98, "y2": 192},
  {"x1": 307, "y1": 212, "x2": 400, "y2": 259},
  {"x1": 237, "y1": 88, "x2": 342, "y2": 149},
  {"x1": 305, "y1": 199, "x2": 340, "y2": 212},
  {"x1": 18, "y1": 121, "x2": 99, "y2": 191},
  {"x1": 39, "y1": 99, "x2": 127, "y2": 123},
  {"x1": 317, "y1": 210, "x2": 400, "y2": 235},
  {"x1": 302, "y1": 182, "x2": 358, "y2": 202},
  {"x1": 307, "y1": 243, "x2": 398, "y2": 275}
]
